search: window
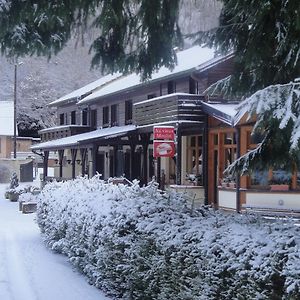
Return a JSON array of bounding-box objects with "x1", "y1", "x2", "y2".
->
[
  {"x1": 186, "y1": 135, "x2": 203, "y2": 186},
  {"x1": 111, "y1": 104, "x2": 118, "y2": 126},
  {"x1": 189, "y1": 77, "x2": 197, "y2": 94},
  {"x1": 125, "y1": 100, "x2": 133, "y2": 125},
  {"x1": 59, "y1": 113, "x2": 64, "y2": 125},
  {"x1": 103, "y1": 106, "x2": 109, "y2": 127},
  {"x1": 82, "y1": 109, "x2": 88, "y2": 125},
  {"x1": 167, "y1": 80, "x2": 176, "y2": 94},
  {"x1": 90, "y1": 109, "x2": 97, "y2": 128},
  {"x1": 71, "y1": 111, "x2": 76, "y2": 125}
]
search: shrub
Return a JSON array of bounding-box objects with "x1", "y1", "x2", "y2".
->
[{"x1": 36, "y1": 176, "x2": 300, "y2": 299}]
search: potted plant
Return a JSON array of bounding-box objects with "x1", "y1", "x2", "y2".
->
[
  {"x1": 186, "y1": 173, "x2": 201, "y2": 186},
  {"x1": 220, "y1": 175, "x2": 236, "y2": 189},
  {"x1": 6, "y1": 172, "x2": 20, "y2": 201},
  {"x1": 8, "y1": 190, "x2": 19, "y2": 202}
]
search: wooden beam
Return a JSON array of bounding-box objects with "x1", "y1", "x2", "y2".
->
[
  {"x1": 80, "y1": 148, "x2": 88, "y2": 176},
  {"x1": 71, "y1": 149, "x2": 77, "y2": 179},
  {"x1": 58, "y1": 150, "x2": 64, "y2": 178},
  {"x1": 140, "y1": 133, "x2": 150, "y2": 185},
  {"x1": 176, "y1": 125, "x2": 182, "y2": 185},
  {"x1": 43, "y1": 151, "x2": 49, "y2": 181},
  {"x1": 203, "y1": 118, "x2": 209, "y2": 205},
  {"x1": 91, "y1": 145, "x2": 97, "y2": 177}
]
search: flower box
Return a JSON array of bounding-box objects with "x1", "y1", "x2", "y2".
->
[
  {"x1": 8, "y1": 191, "x2": 19, "y2": 202},
  {"x1": 270, "y1": 184, "x2": 289, "y2": 191}
]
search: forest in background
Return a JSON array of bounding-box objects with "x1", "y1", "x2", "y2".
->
[{"x1": 0, "y1": 0, "x2": 221, "y2": 137}]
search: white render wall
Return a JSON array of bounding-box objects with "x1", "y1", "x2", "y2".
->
[
  {"x1": 218, "y1": 190, "x2": 236, "y2": 210},
  {"x1": 246, "y1": 192, "x2": 300, "y2": 210}
]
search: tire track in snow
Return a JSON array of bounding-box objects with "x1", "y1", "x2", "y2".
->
[{"x1": 4, "y1": 230, "x2": 38, "y2": 300}]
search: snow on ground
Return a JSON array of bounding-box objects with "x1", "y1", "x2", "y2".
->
[{"x1": 0, "y1": 182, "x2": 111, "y2": 300}]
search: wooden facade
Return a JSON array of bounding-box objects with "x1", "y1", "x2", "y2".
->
[{"x1": 206, "y1": 112, "x2": 300, "y2": 212}]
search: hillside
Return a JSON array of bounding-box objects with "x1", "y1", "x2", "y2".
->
[{"x1": 0, "y1": 0, "x2": 221, "y2": 137}]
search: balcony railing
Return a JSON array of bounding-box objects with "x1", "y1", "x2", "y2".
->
[
  {"x1": 133, "y1": 93, "x2": 205, "y2": 126},
  {"x1": 39, "y1": 125, "x2": 90, "y2": 142}
]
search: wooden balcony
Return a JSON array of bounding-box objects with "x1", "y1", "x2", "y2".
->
[
  {"x1": 39, "y1": 125, "x2": 90, "y2": 142},
  {"x1": 133, "y1": 93, "x2": 205, "y2": 126}
]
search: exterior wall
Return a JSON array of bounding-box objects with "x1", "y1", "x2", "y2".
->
[
  {"x1": 0, "y1": 136, "x2": 35, "y2": 158},
  {"x1": 218, "y1": 190, "x2": 236, "y2": 210},
  {"x1": 245, "y1": 191, "x2": 300, "y2": 210},
  {"x1": 89, "y1": 75, "x2": 205, "y2": 128},
  {"x1": 42, "y1": 57, "x2": 235, "y2": 186},
  {"x1": 56, "y1": 102, "x2": 79, "y2": 125},
  {"x1": 0, "y1": 136, "x2": 11, "y2": 158},
  {"x1": 0, "y1": 158, "x2": 34, "y2": 182}
]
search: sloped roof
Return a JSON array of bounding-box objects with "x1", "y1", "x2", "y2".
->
[
  {"x1": 78, "y1": 46, "x2": 219, "y2": 105},
  {"x1": 201, "y1": 101, "x2": 252, "y2": 127},
  {"x1": 51, "y1": 46, "x2": 227, "y2": 108},
  {"x1": 49, "y1": 73, "x2": 122, "y2": 107},
  {"x1": 31, "y1": 125, "x2": 136, "y2": 151},
  {"x1": 201, "y1": 102, "x2": 239, "y2": 126},
  {"x1": 0, "y1": 101, "x2": 15, "y2": 136}
]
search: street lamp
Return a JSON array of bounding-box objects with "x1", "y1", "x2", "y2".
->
[{"x1": 13, "y1": 61, "x2": 23, "y2": 159}]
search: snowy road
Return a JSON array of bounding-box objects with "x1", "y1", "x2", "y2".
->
[{"x1": 0, "y1": 184, "x2": 110, "y2": 300}]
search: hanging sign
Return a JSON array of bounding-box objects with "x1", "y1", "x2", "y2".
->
[
  {"x1": 153, "y1": 126, "x2": 175, "y2": 140},
  {"x1": 153, "y1": 140, "x2": 175, "y2": 158}
]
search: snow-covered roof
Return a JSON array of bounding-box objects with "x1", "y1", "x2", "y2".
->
[
  {"x1": 0, "y1": 101, "x2": 15, "y2": 136},
  {"x1": 134, "y1": 93, "x2": 196, "y2": 106},
  {"x1": 78, "y1": 46, "x2": 221, "y2": 105},
  {"x1": 39, "y1": 125, "x2": 90, "y2": 134},
  {"x1": 31, "y1": 125, "x2": 136, "y2": 151},
  {"x1": 49, "y1": 73, "x2": 122, "y2": 107},
  {"x1": 201, "y1": 102, "x2": 240, "y2": 126}
]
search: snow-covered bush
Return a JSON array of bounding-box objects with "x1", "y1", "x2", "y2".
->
[
  {"x1": 9, "y1": 172, "x2": 19, "y2": 189},
  {"x1": 36, "y1": 176, "x2": 300, "y2": 299}
]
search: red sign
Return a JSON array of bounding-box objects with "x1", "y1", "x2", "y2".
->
[
  {"x1": 153, "y1": 126, "x2": 175, "y2": 140},
  {"x1": 153, "y1": 141, "x2": 175, "y2": 158}
]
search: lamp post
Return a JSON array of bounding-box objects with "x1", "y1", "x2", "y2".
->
[{"x1": 13, "y1": 62, "x2": 23, "y2": 159}]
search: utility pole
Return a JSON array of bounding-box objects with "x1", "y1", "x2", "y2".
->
[{"x1": 13, "y1": 64, "x2": 17, "y2": 159}]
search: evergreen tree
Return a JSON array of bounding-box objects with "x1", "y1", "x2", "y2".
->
[
  {"x1": 9, "y1": 172, "x2": 19, "y2": 189},
  {"x1": 192, "y1": 0, "x2": 300, "y2": 172},
  {"x1": 1, "y1": 0, "x2": 299, "y2": 170},
  {"x1": 0, "y1": 0, "x2": 182, "y2": 80},
  {"x1": 195, "y1": 0, "x2": 300, "y2": 96}
]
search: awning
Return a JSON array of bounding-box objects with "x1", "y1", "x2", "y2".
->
[
  {"x1": 31, "y1": 125, "x2": 137, "y2": 151},
  {"x1": 201, "y1": 102, "x2": 239, "y2": 126}
]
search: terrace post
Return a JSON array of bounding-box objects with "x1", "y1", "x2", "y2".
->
[
  {"x1": 128, "y1": 134, "x2": 138, "y2": 181},
  {"x1": 80, "y1": 148, "x2": 87, "y2": 176},
  {"x1": 176, "y1": 124, "x2": 182, "y2": 185},
  {"x1": 91, "y1": 145, "x2": 97, "y2": 176},
  {"x1": 129, "y1": 144, "x2": 136, "y2": 181},
  {"x1": 203, "y1": 118, "x2": 209, "y2": 205},
  {"x1": 43, "y1": 151, "x2": 49, "y2": 182},
  {"x1": 71, "y1": 149, "x2": 77, "y2": 179},
  {"x1": 140, "y1": 133, "x2": 150, "y2": 185},
  {"x1": 58, "y1": 149, "x2": 64, "y2": 178}
]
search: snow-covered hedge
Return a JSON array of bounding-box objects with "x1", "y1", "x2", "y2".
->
[{"x1": 36, "y1": 176, "x2": 300, "y2": 299}]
